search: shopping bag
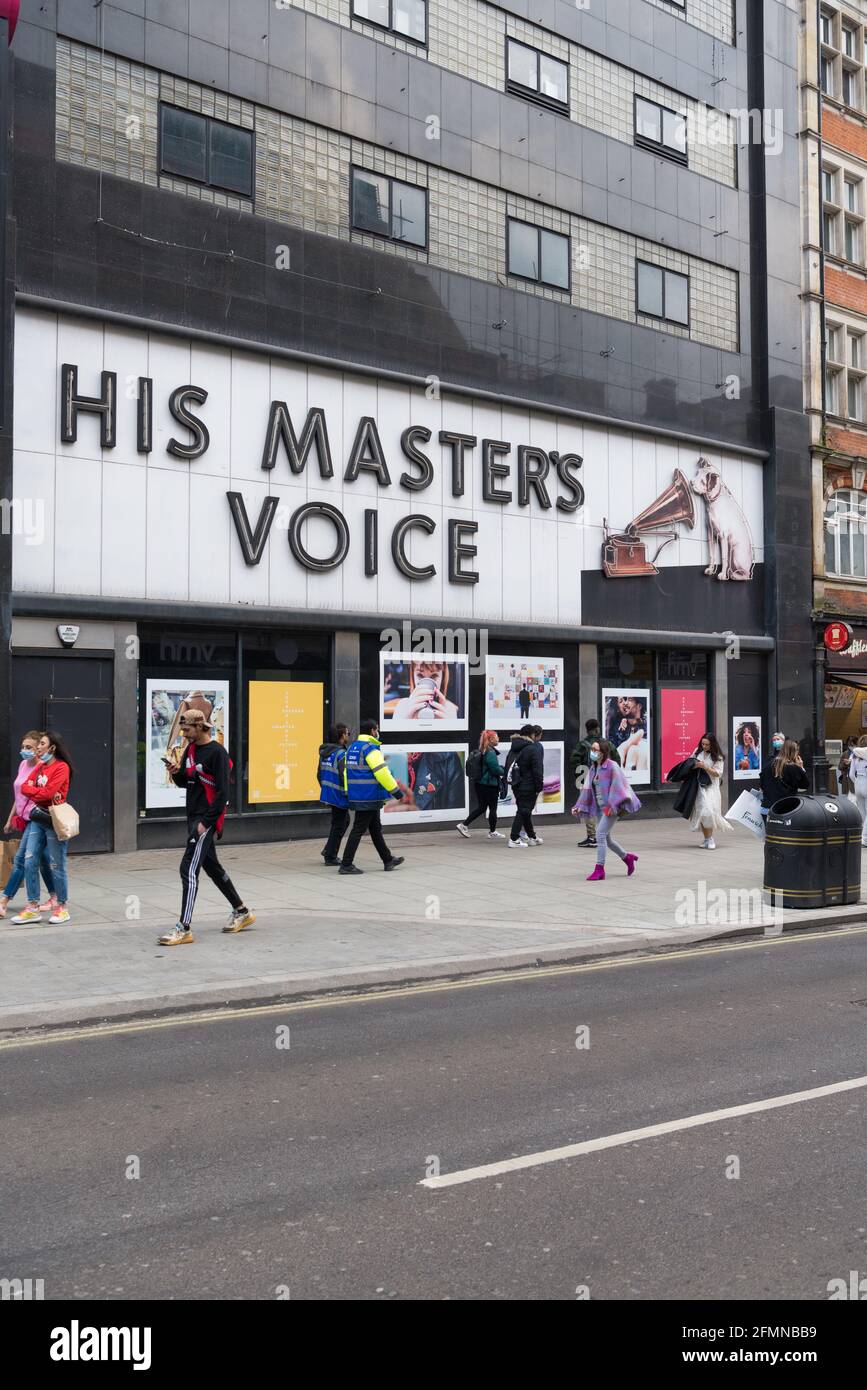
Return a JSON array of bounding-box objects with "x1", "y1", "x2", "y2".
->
[
  {"x1": 49, "y1": 801, "x2": 80, "y2": 842},
  {"x1": 1, "y1": 837, "x2": 20, "y2": 882},
  {"x1": 724, "y1": 788, "x2": 765, "y2": 839}
]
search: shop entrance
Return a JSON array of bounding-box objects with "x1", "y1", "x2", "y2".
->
[{"x1": 11, "y1": 655, "x2": 113, "y2": 853}]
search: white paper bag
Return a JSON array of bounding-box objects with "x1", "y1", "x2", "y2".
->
[{"x1": 725, "y1": 788, "x2": 765, "y2": 839}]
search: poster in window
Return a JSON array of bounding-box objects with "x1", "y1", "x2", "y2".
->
[
  {"x1": 379, "y1": 653, "x2": 468, "y2": 731},
  {"x1": 601, "y1": 688, "x2": 651, "y2": 786},
  {"x1": 484, "y1": 655, "x2": 564, "y2": 730},
  {"x1": 380, "y1": 744, "x2": 468, "y2": 824},
  {"x1": 494, "y1": 741, "x2": 564, "y2": 816},
  {"x1": 248, "y1": 680, "x2": 323, "y2": 804},
  {"x1": 145, "y1": 679, "x2": 230, "y2": 810},
  {"x1": 660, "y1": 688, "x2": 707, "y2": 780},
  {"x1": 732, "y1": 716, "x2": 762, "y2": 780}
]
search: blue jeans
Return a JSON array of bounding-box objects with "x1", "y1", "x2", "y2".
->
[
  {"x1": 25, "y1": 822, "x2": 68, "y2": 905},
  {"x1": 3, "y1": 822, "x2": 56, "y2": 901},
  {"x1": 596, "y1": 812, "x2": 628, "y2": 866}
]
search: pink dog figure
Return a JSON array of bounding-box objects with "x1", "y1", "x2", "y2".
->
[{"x1": 691, "y1": 457, "x2": 755, "y2": 581}]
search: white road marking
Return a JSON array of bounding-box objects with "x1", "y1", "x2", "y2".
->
[{"x1": 420, "y1": 1074, "x2": 867, "y2": 1189}]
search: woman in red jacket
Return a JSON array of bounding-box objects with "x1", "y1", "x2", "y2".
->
[{"x1": 12, "y1": 730, "x2": 74, "y2": 925}]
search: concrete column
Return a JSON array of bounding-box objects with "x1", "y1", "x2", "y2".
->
[
  {"x1": 712, "y1": 648, "x2": 729, "y2": 811},
  {"x1": 578, "y1": 643, "x2": 598, "y2": 731},
  {"x1": 113, "y1": 623, "x2": 138, "y2": 852},
  {"x1": 333, "y1": 630, "x2": 360, "y2": 733}
]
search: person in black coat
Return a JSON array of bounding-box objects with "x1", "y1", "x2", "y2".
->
[
  {"x1": 759, "y1": 738, "x2": 809, "y2": 814},
  {"x1": 506, "y1": 725, "x2": 545, "y2": 848}
]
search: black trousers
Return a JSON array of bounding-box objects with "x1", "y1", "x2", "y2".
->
[
  {"x1": 342, "y1": 806, "x2": 392, "y2": 867},
  {"x1": 322, "y1": 806, "x2": 350, "y2": 861},
  {"x1": 179, "y1": 820, "x2": 243, "y2": 928},
  {"x1": 465, "y1": 783, "x2": 499, "y2": 831},
  {"x1": 510, "y1": 794, "x2": 537, "y2": 842}
]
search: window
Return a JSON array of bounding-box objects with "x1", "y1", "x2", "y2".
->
[
  {"x1": 825, "y1": 490, "x2": 867, "y2": 577},
  {"x1": 850, "y1": 332, "x2": 863, "y2": 368},
  {"x1": 846, "y1": 217, "x2": 861, "y2": 262},
  {"x1": 636, "y1": 261, "x2": 689, "y2": 326},
  {"x1": 823, "y1": 209, "x2": 836, "y2": 253},
  {"x1": 820, "y1": 8, "x2": 834, "y2": 46},
  {"x1": 843, "y1": 24, "x2": 856, "y2": 58},
  {"x1": 634, "y1": 95, "x2": 687, "y2": 163},
  {"x1": 842, "y1": 66, "x2": 858, "y2": 106},
  {"x1": 506, "y1": 219, "x2": 570, "y2": 289},
  {"x1": 826, "y1": 365, "x2": 840, "y2": 414},
  {"x1": 351, "y1": 168, "x2": 427, "y2": 247},
  {"x1": 827, "y1": 324, "x2": 841, "y2": 362},
  {"x1": 159, "y1": 104, "x2": 253, "y2": 198},
  {"x1": 352, "y1": 0, "x2": 426, "y2": 43},
  {"x1": 845, "y1": 178, "x2": 860, "y2": 212},
  {"x1": 821, "y1": 54, "x2": 834, "y2": 96},
  {"x1": 849, "y1": 374, "x2": 863, "y2": 420},
  {"x1": 506, "y1": 39, "x2": 568, "y2": 112},
  {"x1": 822, "y1": 167, "x2": 836, "y2": 203}
]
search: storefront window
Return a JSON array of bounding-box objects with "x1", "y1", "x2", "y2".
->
[{"x1": 598, "y1": 648, "x2": 711, "y2": 790}]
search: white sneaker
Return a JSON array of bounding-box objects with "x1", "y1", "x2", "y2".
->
[
  {"x1": 488, "y1": 830, "x2": 505, "y2": 839},
  {"x1": 706, "y1": 837, "x2": 716, "y2": 850},
  {"x1": 456, "y1": 823, "x2": 471, "y2": 838},
  {"x1": 527, "y1": 835, "x2": 544, "y2": 846},
  {"x1": 519, "y1": 832, "x2": 529, "y2": 842},
  {"x1": 508, "y1": 838, "x2": 527, "y2": 848}
]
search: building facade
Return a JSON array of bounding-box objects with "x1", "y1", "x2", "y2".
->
[{"x1": 1, "y1": 0, "x2": 809, "y2": 851}]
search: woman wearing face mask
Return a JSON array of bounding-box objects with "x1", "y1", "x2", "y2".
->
[
  {"x1": 759, "y1": 737, "x2": 810, "y2": 818},
  {"x1": 11, "y1": 730, "x2": 74, "y2": 925},
  {"x1": 0, "y1": 731, "x2": 58, "y2": 919},
  {"x1": 572, "y1": 738, "x2": 641, "y2": 881},
  {"x1": 690, "y1": 733, "x2": 729, "y2": 850}
]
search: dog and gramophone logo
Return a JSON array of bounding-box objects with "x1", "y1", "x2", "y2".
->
[{"x1": 602, "y1": 456, "x2": 755, "y2": 582}]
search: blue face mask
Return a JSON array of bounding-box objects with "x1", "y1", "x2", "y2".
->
[
  {"x1": 772, "y1": 739, "x2": 783, "y2": 751},
  {"x1": 19, "y1": 748, "x2": 36, "y2": 760},
  {"x1": 39, "y1": 751, "x2": 54, "y2": 763},
  {"x1": 589, "y1": 750, "x2": 599, "y2": 762}
]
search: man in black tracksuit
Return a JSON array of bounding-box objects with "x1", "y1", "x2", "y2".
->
[
  {"x1": 505, "y1": 724, "x2": 545, "y2": 847},
  {"x1": 158, "y1": 709, "x2": 254, "y2": 946}
]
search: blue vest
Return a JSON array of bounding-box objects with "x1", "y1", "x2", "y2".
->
[
  {"x1": 345, "y1": 738, "x2": 390, "y2": 808},
  {"x1": 319, "y1": 747, "x2": 348, "y2": 809}
]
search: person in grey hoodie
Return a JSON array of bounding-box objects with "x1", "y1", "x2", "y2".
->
[{"x1": 505, "y1": 724, "x2": 545, "y2": 848}]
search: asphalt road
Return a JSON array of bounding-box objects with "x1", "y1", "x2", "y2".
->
[{"x1": 2, "y1": 927, "x2": 867, "y2": 1300}]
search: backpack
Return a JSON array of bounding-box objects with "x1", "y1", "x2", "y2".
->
[{"x1": 466, "y1": 748, "x2": 483, "y2": 782}]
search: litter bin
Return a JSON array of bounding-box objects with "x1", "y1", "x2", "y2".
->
[{"x1": 763, "y1": 794, "x2": 861, "y2": 909}]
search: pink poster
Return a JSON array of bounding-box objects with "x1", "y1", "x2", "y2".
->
[{"x1": 660, "y1": 688, "x2": 707, "y2": 777}]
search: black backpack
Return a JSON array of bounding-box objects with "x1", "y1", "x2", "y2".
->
[{"x1": 466, "y1": 748, "x2": 483, "y2": 782}]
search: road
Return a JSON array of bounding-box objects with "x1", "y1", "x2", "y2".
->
[{"x1": 2, "y1": 927, "x2": 867, "y2": 1300}]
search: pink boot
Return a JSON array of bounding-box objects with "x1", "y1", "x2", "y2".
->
[
  {"x1": 586, "y1": 864, "x2": 605, "y2": 881},
  {"x1": 624, "y1": 853, "x2": 638, "y2": 877}
]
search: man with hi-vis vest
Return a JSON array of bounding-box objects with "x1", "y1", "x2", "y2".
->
[{"x1": 339, "y1": 718, "x2": 414, "y2": 874}]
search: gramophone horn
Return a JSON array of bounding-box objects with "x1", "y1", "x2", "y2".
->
[{"x1": 630, "y1": 469, "x2": 696, "y2": 534}]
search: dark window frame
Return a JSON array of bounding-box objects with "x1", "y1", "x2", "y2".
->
[
  {"x1": 633, "y1": 92, "x2": 688, "y2": 166},
  {"x1": 158, "y1": 102, "x2": 254, "y2": 200},
  {"x1": 350, "y1": 0, "x2": 428, "y2": 47},
  {"x1": 635, "y1": 259, "x2": 691, "y2": 328},
  {"x1": 506, "y1": 216, "x2": 571, "y2": 293},
  {"x1": 504, "y1": 36, "x2": 570, "y2": 116},
  {"x1": 350, "y1": 166, "x2": 429, "y2": 251}
]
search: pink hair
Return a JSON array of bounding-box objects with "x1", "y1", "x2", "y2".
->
[{"x1": 479, "y1": 729, "x2": 499, "y2": 752}]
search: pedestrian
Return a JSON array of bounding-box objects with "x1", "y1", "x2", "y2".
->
[
  {"x1": 457, "y1": 730, "x2": 504, "y2": 839},
  {"x1": 569, "y1": 718, "x2": 620, "y2": 849},
  {"x1": 573, "y1": 738, "x2": 641, "y2": 881},
  {"x1": 506, "y1": 724, "x2": 544, "y2": 848},
  {"x1": 690, "y1": 732, "x2": 730, "y2": 850},
  {"x1": 12, "y1": 729, "x2": 74, "y2": 924},
  {"x1": 158, "y1": 709, "x2": 254, "y2": 946},
  {"x1": 838, "y1": 736, "x2": 858, "y2": 796},
  {"x1": 318, "y1": 722, "x2": 351, "y2": 866},
  {"x1": 339, "y1": 718, "x2": 412, "y2": 874},
  {"x1": 847, "y1": 736, "x2": 867, "y2": 845},
  {"x1": 760, "y1": 737, "x2": 810, "y2": 818},
  {"x1": 0, "y1": 729, "x2": 58, "y2": 920}
]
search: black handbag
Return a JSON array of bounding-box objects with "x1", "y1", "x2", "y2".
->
[{"x1": 29, "y1": 805, "x2": 52, "y2": 827}]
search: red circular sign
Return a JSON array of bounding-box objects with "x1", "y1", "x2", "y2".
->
[
  {"x1": 824, "y1": 621, "x2": 854, "y2": 652},
  {"x1": 0, "y1": 1, "x2": 19, "y2": 44}
]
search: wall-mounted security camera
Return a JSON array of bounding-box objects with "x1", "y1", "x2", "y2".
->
[{"x1": 56, "y1": 624, "x2": 80, "y2": 649}]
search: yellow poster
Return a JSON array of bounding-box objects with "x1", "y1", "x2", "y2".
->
[{"x1": 248, "y1": 681, "x2": 323, "y2": 804}]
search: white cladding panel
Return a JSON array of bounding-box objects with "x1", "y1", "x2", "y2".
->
[{"x1": 13, "y1": 308, "x2": 765, "y2": 622}]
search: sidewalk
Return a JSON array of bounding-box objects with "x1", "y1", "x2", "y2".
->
[{"x1": 1, "y1": 819, "x2": 865, "y2": 1031}]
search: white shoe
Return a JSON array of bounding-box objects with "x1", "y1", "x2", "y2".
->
[
  {"x1": 508, "y1": 839, "x2": 527, "y2": 848},
  {"x1": 706, "y1": 837, "x2": 716, "y2": 850},
  {"x1": 488, "y1": 830, "x2": 505, "y2": 839},
  {"x1": 519, "y1": 831, "x2": 529, "y2": 842},
  {"x1": 456, "y1": 823, "x2": 471, "y2": 838},
  {"x1": 527, "y1": 835, "x2": 544, "y2": 846}
]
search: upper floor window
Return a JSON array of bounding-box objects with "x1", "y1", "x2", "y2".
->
[
  {"x1": 634, "y1": 95, "x2": 687, "y2": 164},
  {"x1": 506, "y1": 39, "x2": 568, "y2": 113},
  {"x1": 506, "y1": 218, "x2": 570, "y2": 290},
  {"x1": 825, "y1": 320, "x2": 866, "y2": 421},
  {"x1": 159, "y1": 104, "x2": 253, "y2": 198},
  {"x1": 843, "y1": 24, "x2": 857, "y2": 58},
  {"x1": 842, "y1": 64, "x2": 860, "y2": 107},
  {"x1": 351, "y1": 167, "x2": 427, "y2": 248},
  {"x1": 825, "y1": 489, "x2": 867, "y2": 577},
  {"x1": 351, "y1": 0, "x2": 426, "y2": 44},
  {"x1": 845, "y1": 177, "x2": 860, "y2": 212},
  {"x1": 820, "y1": 53, "x2": 835, "y2": 96},
  {"x1": 820, "y1": 8, "x2": 835, "y2": 47},
  {"x1": 636, "y1": 261, "x2": 689, "y2": 327}
]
